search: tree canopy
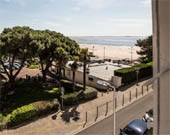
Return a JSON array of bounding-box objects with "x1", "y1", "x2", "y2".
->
[
  {"x1": 0, "y1": 26, "x2": 80, "y2": 89},
  {"x1": 0, "y1": 26, "x2": 37, "y2": 87},
  {"x1": 135, "y1": 36, "x2": 152, "y2": 63}
]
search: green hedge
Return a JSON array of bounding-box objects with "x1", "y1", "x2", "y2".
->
[
  {"x1": 1, "y1": 99, "x2": 59, "y2": 128},
  {"x1": 114, "y1": 62, "x2": 153, "y2": 85},
  {"x1": 0, "y1": 113, "x2": 5, "y2": 130},
  {"x1": 60, "y1": 87, "x2": 98, "y2": 106},
  {"x1": 33, "y1": 99, "x2": 59, "y2": 115},
  {"x1": 84, "y1": 88, "x2": 98, "y2": 100},
  {"x1": 29, "y1": 64, "x2": 39, "y2": 69},
  {"x1": 6, "y1": 104, "x2": 37, "y2": 126},
  {"x1": 61, "y1": 90, "x2": 84, "y2": 105}
]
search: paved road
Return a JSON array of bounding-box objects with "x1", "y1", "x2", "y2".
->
[{"x1": 76, "y1": 92, "x2": 153, "y2": 135}]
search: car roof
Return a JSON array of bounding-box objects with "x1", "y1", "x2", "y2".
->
[{"x1": 127, "y1": 119, "x2": 147, "y2": 134}]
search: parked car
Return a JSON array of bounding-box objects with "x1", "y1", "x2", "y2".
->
[
  {"x1": 143, "y1": 109, "x2": 153, "y2": 122},
  {"x1": 13, "y1": 63, "x2": 21, "y2": 69},
  {"x1": 120, "y1": 119, "x2": 147, "y2": 135}
]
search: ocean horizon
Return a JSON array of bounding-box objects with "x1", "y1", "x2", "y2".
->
[{"x1": 70, "y1": 36, "x2": 146, "y2": 46}]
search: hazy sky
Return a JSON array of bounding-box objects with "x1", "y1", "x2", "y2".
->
[{"x1": 0, "y1": 0, "x2": 152, "y2": 36}]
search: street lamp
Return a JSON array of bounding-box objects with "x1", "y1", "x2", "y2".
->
[
  {"x1": 97, "y1": 80, "x2": 116, "y2": 135},
  {"x1": 61, "y1": 87, "x2": 65, "y2": 110},
  {"x1": 136, "y1": 67, "x2": 140, "y2": 86}
]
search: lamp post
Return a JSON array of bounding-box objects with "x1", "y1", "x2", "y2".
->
[
  {"x1": 97, "y1": 80, "x2": 116, "y2": 135},
  {"x1": 61, "y1": 87, "x2": 65, "y2": 110},
  {"x1": 136, "y1": 67, "x2": 140, "y2": 86},
  {"x1": 130, "y1": 46, "x2": 133, "y2": 64}
]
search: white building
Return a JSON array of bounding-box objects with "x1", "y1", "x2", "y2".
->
[{"x1": 65, "y1": 61, "x2": 130, "y2": 90}]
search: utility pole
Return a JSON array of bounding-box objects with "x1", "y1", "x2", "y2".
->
[
  {"x1": 131, "y1": 46, "x2": 133, "y2": 63},
  {"x1": 104, "y1": 46, "x2": 105, "y2": 60},
  {"x1": 93, "y1": 46, "x2": 95, "y2": 55}
]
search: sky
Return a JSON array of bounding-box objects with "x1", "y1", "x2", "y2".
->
[{"x1": 0, "y1": 0, "x2": 152, "y2": 36}]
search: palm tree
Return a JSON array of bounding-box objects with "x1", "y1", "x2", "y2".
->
[
  {"x1": 69, "y1": 56, "x2": 79, "y2": 92},
  {"x1": 80, "y1": 48, "x2": 90, "y2": 91},
  {"x1": 55, "y1": 47, "x2": 69, "y2": 91}
]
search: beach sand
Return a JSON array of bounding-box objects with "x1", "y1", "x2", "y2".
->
[{"x1": 80, "y1": 44, "x2": 140, "y2": 60}]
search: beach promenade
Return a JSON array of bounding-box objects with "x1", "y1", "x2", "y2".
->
[
  {"x1": 1, "y1": 79, "x2": 153, "y2": 135},
  {"x1": 80, "y1": 44, "x2": 140, "y2": 60}
]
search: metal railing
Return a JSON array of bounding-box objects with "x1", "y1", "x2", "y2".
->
[{"x1": 83, "y1": 83, "x2": 153, "y2": 127}]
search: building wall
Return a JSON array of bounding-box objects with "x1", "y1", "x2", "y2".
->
[
  {"x1": 152, "y1": 0, "x2": 170, "y2": 134},
  {"x1": 65, "y1": 67, "x2": 108, "y2": 90}
]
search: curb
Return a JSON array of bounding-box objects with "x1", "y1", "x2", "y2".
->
[{"x1": 70, "y1": 90, "x2": 153, "y2": 135}]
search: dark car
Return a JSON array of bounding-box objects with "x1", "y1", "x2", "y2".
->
[{"x1": 120, "y1": 119, "x2": 147, "y2": 135}]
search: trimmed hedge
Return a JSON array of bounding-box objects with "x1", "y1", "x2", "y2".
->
[
  {"x1": 29, "y1": 64, "x2": 39, "y2": 69},
  {"x1": 60, "y1": 87, "x2": 98, "y2": 106},
  {"x1": 0, "y1": 113, "x2": 5, "y2": 130},
  {"x1": 61, "y1": 90, "x2": 84, "y2": 105},
  {"x1": 1, "y1": 99, "x2": 59, "y2": 128},
  {"x1": 84, "y1": 87, "x2": 98, "y2": 100},
  {"x1": 6, "y1": 104, "x2": 37, "y2": 126},
  {"x1": 33, "y1": 99, "x2": 59, "y2": 115},
  {"x1": 114, "y1": 62, "x2": 153, "y2": 85}
]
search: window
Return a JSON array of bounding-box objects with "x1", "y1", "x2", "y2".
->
[{"x1": 88, "y1": 77, "x2": 94, "y2": 82}]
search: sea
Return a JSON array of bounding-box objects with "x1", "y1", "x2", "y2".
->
[{"x1": 70, "y1": 36, "x2": 145, "y2": 46}]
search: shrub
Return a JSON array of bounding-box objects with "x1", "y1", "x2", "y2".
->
[
  {"x1": 29, "y1": 64, "x2": 39, "y2": 69},
  {"x1": 84, "y1": 87, "x2": 97, "y2": 100},
  {"x1": 61, "y1": 90, "x2": 83, "y2": 106},
  {"x1": 114, "y1": 62, "x2": 153, "y2": 85},
  {"x1": 47, "y1": 88, "x2": 59, "y2": 94},
  {"x1": 33, "y1": 99, "x2": 59, "y2": 115},
  {"x1": 3, "y1": 99, "x2": 59, "y2": 127},
  {"x1": 0, "y1": 113, "x2": 3, "y2": 122},
  {"x1": 60, "y1": 87, "x2": 98, "y2": 106},
  {"x1": 46, "y1": 88, "x2": 60, "y2": 98},
  {"x1": 6, "y1": 104, "x2": 37, "y2": 126},
  {"x1": 0, "y1": 113, "x2": 5, "y2": 130}
]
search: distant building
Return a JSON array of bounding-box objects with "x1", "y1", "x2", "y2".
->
[{"x1": 65, "y1": 60, "x2": 130, "y2": 90}]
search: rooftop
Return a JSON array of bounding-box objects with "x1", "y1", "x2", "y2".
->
[{"x1": 66, "y1": 61, "x2": 131, "y2": 81}]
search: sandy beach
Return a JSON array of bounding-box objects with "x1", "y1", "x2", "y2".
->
[{"x1": 80, "y1": 44, "x2": 140, "y2": 60}]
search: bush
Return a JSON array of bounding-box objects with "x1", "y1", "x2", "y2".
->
[
  {"x1": 0, "y1": 113, "x2": 4, "y2": 123},
  {"x1": 114, "y1": 62, "x2": 153, "y2": 85},
  {"x1": 60, "y1": 87, "x2": 98, "y2": 106},
  {"x1": 46, "y1": 88, "x2": 60, "y2": 98},
  {"x1": 61, "y1": 90, "x2": 83, "y2": 106},
  {"x1": 0, "y1": 113, "x2": 5, "y2": 130},
  {"x1": 3, "y1": 99, "x2": 59, "y2": 127},
  {"x1": 6, "y1": 104, "x2": 37, "y2": 126},
  {"x1": 84, "y1": 87, "x2": 97, "y2": 100},
  {"x1": 29, "y1": 64, "x2": 39, "y2": 69},
  {"x1": 33, "y1": 99, "x2": 59, "y2": 115}
]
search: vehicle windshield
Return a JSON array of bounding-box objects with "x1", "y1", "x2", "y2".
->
[{"x1": 123, "y1": 127, "x2": 138, "y2": 135}]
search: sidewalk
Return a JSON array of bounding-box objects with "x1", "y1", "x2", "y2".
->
[{"x1": 1, "y1": 80, "x2": 153, "y2": 135}]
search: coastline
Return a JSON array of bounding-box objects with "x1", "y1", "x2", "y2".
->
[{"x1": 80, "y1": 44, "x2": 140, "y2": 60}]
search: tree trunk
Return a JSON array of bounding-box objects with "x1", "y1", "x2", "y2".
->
[
  {"x1": 9, "y1": 75, "x2": 15, "y2": 90},
  {"x1": 72, "y1": 71, "x2": 75, "y2": 92},
  {"x1": 42, "y1": 70, "x2": 47, "y2": 82},
  {"x1": 58, "y1": 66, "x2": 62, "y2": 92},
  {"x1": 83, "y1": 56, "x2": 86, "y2": 91}
]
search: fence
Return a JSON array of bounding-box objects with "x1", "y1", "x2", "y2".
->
[{"x1": 82, "y1": 83, "x2": 153, "y2": 127}]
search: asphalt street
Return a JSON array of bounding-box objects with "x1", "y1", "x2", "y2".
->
[{"x1": 76, "y1": 92, "x2": 153, "y2": 135}]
